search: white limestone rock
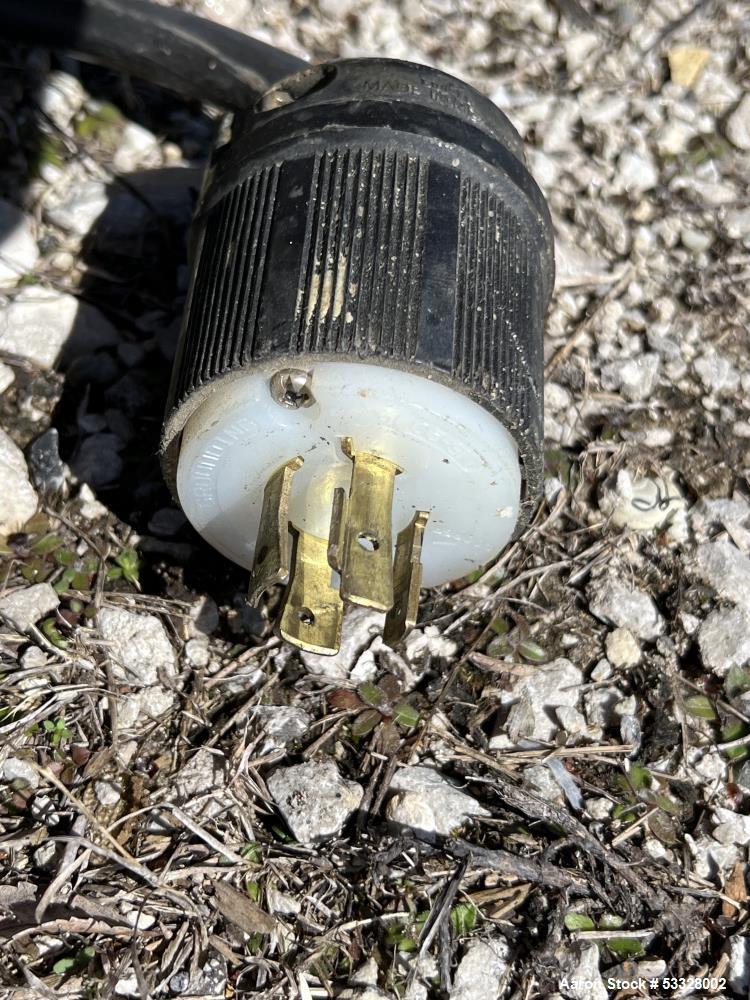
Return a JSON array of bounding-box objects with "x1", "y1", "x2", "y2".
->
[
  {"x1": 692, "y1": 541, "x2": 750, "y2": 612},
  {"x1": 587, "y1": 577, "x2": 664, "y2": 640},
  {"x1": 600, "y1": 353, "x2": 660, "y2": 402},
  {"x1": 496, "y1": 658, "x2": 584, "y2": 744},
  {"x1": 698, "y1": 606, "x2": 750, "y2": 676},
  {"x1": 173, "y1": 748, "x2": 228, "y2": 821},
  {"x1": 38, "y1": 71, "x2": 85, "y2": 129},
  {"x1": 267, "y1": 760, "x2": 363, "y2": 844},
  {"x1": 557, "y1": 943, "x2": 607, "y2": 1000},
  {"x1": 0, "y1": 200, "x2": 38, "y2": 285},
  {"x1": 251, "y1": 705, "x2": 312, "y2": 754},
  {"x1": 614, "y1": 149, "x2": 659, "y2": 195},
  {"x1": 605, "y1": 628, "x2": 641, "y2": 668},
  {"x1": 450, "y1": 938, "x2": 510, "y2": 1000},
  {"x1": 0, "y1": 362, "x2": 14, "y2": 394},
  {"x1": 0, "y1": 287, "x2": 118, "y2": 369},
  {"x1": 116, "y1": 686, "x2": 176, "y2": 730},
  {"x1": 726, "y1": 94, "x2": 750, "y2": 150},
  {"x1": 403, "y1": 624, "x2": 460, "y2": 662},
  {"x1": 385, "y1": 765, "x2": 489, "y2": 842},
  {"x1": 98, "y1": 606, "x2": 176, "y2": 686},
  {"x1": 301, "y1": 605, "x2": 383, "y2": 679},
  {"x1": 2, "y1": 756, "x2": 39, "y2": 790},
  {"x1": 113, "y1": 122, "x2": 162, "y2": 173},
  {"x1": 0, "y1": 583, "x2": 58, "y2": 634},
  {"x1": 694, "y1": 348, "x2": 741, "y2": 395},
  {"x1": 0, "y1": 430, "x2": 38, "y2": 534},
  {"x1": 45, "y1": 178, "x2": 109, "y2": 237},
  {"x1": 598, "y1": 467, "x2": 686, "y2": 532},
  {"x1": 728, "y1": 936, "x2": 750, "y2": 995},
  {"x1": 78, "y1": 483, "x2": 109, "y2": 521},
  {"x1": 95, "y1": 779, "x2": 122, "y2": 808},
  {"x1": 686, "y1": 831, "x2": 740, "y2": 880},
  {"x1": 712, "y1": 806, "x2": 750, "y2": 847}
]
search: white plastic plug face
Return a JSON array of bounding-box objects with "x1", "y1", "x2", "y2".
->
[{"x1": 176, "y1": 360, "x2": 521, "y2": 587}]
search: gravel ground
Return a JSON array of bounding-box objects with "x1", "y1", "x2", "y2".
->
[{"x1": 1, "y1": 1, "x2": 750, "y2": 998}]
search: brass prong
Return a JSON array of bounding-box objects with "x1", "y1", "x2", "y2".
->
[
  {"x1": 279, "y1": 529, "x2": 344, "y2": 654},
  {"x1": 327, "y1": 487, "x2": 348, "y2": 573},
  {"x1": 248, "y1": 456, "x2": 303, "y2": 604},
  {"x1": 338, "y1": 439, "x2": 401, "y2": 610},
  {"x1": 383, "y1": 511, "x2": 429, "y2": 646}
]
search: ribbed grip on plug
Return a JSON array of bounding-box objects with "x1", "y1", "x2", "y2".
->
[{"x1": 164, "y1": 58, "x2": 554, "y2": 528}]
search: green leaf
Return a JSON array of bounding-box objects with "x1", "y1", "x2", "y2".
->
[
  {"x1": 723, "y1": 720, "x2": 748, "y2": 742},
  {"x1": 44, "y1": 717, "x2": 72, "y2": 747},
  {"x1": 612, "y1": 803, "x2": 637, "y2": 822},
  {"x1": 36, "y1": 135, "x2": 65, "y2": 171},
  {"x1": 684, "y1": 694, "x2": 718, "y2": 720},
  {"x1": 240, "y1": 841, "x2": 262, "y2": 863},
  {"x1": 487, "y1": 635, "x2": 512, "y2": 657},
  {"x1": 23, "y1": 512, "x2": 49, "y2": 534},
  {"x1": 41, "y1": 618, "x2": 69, "y2": 649},
  {"x1": 725, "y1": 667, "x2": 750, "y2": 698},
  {"x1": 450, "y1": 903, "x2": 478, "y2": 935},
  {"x1": 357, "y1": 682, "x2": 385, "y2": 708},
  {"x1": 53, "y1": 957, "x2": 77, "y2": 975},
  {"x1": 645, "y1": 791, "x2": 681, "y2": 817},
  {"x1": 31, "y1": 534, "x2": 63, "y2": 555},
  {"x1": 385, "y1": 911, "x2": 429, "y2": 952},
  {"x1": 518, "y1": 639, "x2": 547, "y2": 662},
  {"x1": 607, "y1": 937, "x2": 645, "y2": 960},
  {"x1": 393, "y1": 701, "x2": 419, "y2": 728},
  {"x1": 115, "y1": 547, "x2": 140, "y2": 586},
  {"x1": 564, "y1": 912, "x2": 596, "y2": 931},
  {"x1": 599, "y1": 913, "x2": 625, "y2": 930},
  {"x1": 246, "y1": 880, "x2": 261, "y2": 902},
  {"x1": 722, "y1": 720, "x2": 750, "y2": 758},
  {"x1": 54, "y1": 567, "x2": 77, "y2": 594},
  {"x1": 489, "y1": 617, "x2": 510, "y2": 635},
  {"x1": 54, "y1": 549, "x2": 76, "y2": 566},
  {"x1": 247, "y1": 931, "x2": 264, "y2": 953},
  {"x1": 351, "y1": 709, "x2": 381, "y2": 739},
  {"x1": 21, "y1": 559, "x2": 49, "y2": 583},
  {"x1": 74, "y1": 102, "x2": 123, "y2": 145},
  {"x1": 271, "y1": 824, "x2": 293, "y2": 843},
  {"x1": 629, "y1": 764, "x2": 652, "y2": 790},
  {"x1": 70, "y1": 571, "x2": 92, "y2": 591},
  {"x1": 396, "y1": 936, "x2": 418, "y2": 952}
]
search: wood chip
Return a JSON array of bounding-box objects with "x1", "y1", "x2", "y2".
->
[
  {"x1": 722, "y1": 859, "x2": 747, "y2": 919},
  {"x1": 212, "y1": 879, "x2": 277, "y2": 936},
  {"x1": 668, "y1": 45, "x2": 711, "y2": 87}
]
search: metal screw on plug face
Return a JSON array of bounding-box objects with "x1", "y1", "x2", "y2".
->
[{"x1": 269, "y1": 368, "x2": 315, "y2": 409}]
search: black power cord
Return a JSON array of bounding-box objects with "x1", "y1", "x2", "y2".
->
[{"x1": 1, "y1": 0, "x2": 306, "y2": 107}]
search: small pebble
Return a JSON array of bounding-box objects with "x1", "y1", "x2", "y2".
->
[{"x1": 605, "y1": 627, "x2": 641, "y2": 668}]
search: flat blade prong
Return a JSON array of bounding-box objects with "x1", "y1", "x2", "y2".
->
[
  {"x1": 383, "y1": 511, "x2": 429, "y2": 646},
  {"x1": 248, "y1": 456, "x2": 303, "y2": 604},
  {"x1": 279, "y1": 529, "x2": 344, "y2": 655},
  {"x1": 339, "y1": 444, "x2": 401, "y2": 611}
]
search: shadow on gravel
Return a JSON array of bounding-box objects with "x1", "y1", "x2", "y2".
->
[{"x1": 2, "y1": 49, "x2": 252, "y2": 600}]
